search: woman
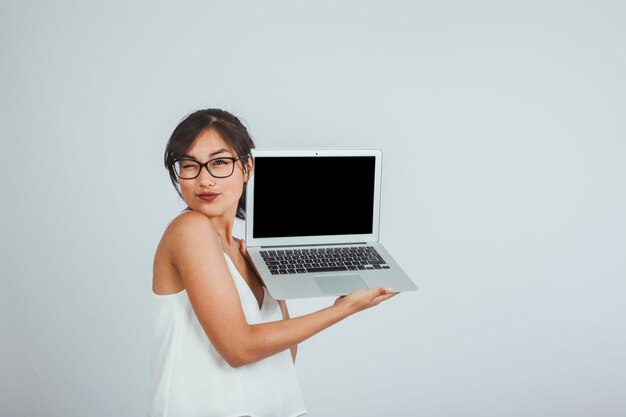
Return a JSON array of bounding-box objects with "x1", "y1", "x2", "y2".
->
[{"x1": 150, "y1": 109, "x2": 397, "y2": 417}]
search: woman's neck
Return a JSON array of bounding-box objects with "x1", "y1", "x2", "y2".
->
[
  {"x1": 209, "y1": 214, "x2": 236, "y2": 246},
  {"x1": 182, "y1": 207, "x2": 237, "y2": 247}
]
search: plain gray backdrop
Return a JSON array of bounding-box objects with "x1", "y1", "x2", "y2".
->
[{"x1": 2, "y1": 1, "x2": 625, "y2": 416}]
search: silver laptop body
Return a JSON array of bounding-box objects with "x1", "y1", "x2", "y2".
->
[{"x1": 245, "y1": 148, "x2": 417, "y2": 299}]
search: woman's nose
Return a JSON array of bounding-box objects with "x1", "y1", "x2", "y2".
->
[{"x1": 197, "y1": 165, "x2": 216, "y2": 184}]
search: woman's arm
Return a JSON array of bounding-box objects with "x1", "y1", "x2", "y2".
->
[
  {"x1": 240, "y1": 292, "x2": 395, "y2": 367},
  {"x1": 166, "y1": 211, "x2": 397, "y2": 368},
  {"x1": 277, "y1": 300, "x2": 297, "y2": 363}
]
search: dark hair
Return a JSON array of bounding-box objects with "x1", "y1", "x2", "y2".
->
[{"x1": 164, "y1": 109, "x2": 255, "y2": 220}]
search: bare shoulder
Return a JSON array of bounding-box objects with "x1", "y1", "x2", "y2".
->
[
  {"x1": 166, "y1": 210, "x2": 215, "y2": 235},
  {"x1": 162, "y1": 211, "x2": 225, "y2": 272},
  {"x1": 161, "y1": 211, "x2": 217, "y2": 248},
  {"x1": 154, "y1": 211, "x2": 223, "y2": 294}
]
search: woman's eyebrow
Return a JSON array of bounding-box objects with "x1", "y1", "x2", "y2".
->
[
  {"x1": 181, "y1": 149, "x2": 231, "y2": 159},
  {"x1": 209, "y1": 148, "x2": 231, "y2": 157}
]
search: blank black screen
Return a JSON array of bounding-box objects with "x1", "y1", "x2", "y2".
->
[{"x1": 252, "y1": 156, "x2": 375, "y2": 238}]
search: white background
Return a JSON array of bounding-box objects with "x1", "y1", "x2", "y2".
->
[{"x1": 1, "y1": 1, "x2": 625, "y2": 416}]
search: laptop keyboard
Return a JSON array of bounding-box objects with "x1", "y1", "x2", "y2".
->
[{"x1": 260, "y1": 246, "x2": 390, "y2": 275}]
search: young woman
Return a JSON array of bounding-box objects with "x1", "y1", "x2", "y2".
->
[{"x1": 149, "y1": 109, "x2": 397, "y2": 417}]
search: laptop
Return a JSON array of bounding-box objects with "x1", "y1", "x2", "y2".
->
[{"x1": 244, "y1": 149, "x2": 417, "y2": 299}]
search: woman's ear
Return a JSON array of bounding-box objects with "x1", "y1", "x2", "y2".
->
[{"x1": 244, "y1": 156, "x2": 254, "y2": 182}]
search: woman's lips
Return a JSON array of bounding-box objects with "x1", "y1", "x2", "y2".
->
[{"x1": 197, "y1": 192, "x2": 219, "y2": 202}]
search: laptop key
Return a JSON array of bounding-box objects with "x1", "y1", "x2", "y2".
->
[{"x1": 306, "y1": 266, "x2": 348, "y2": 273}]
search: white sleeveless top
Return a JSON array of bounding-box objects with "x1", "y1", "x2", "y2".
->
[{"x1": 149, "y1": 254, "x2": 307, "y2": 417}]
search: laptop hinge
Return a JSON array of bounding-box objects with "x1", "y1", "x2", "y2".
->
[{"x1": 260, "y1": 242, "x2": 369, "y2": 248}]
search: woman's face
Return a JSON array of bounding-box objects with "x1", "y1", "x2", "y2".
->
[{"x1": 178, "y1": 128, "x2": 251, "y2": 220}]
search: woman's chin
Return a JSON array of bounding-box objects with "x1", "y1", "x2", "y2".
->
[{"x1": 189, "y1": 204, "x2": 235, "y2": 220}]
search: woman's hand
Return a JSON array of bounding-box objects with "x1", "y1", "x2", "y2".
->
[
  {"x1": 333, "y1": 287, "x2": 398, "y2": 316},
  {"x1": 238, "y1": 238, "x2": 248, "y2": 256}
]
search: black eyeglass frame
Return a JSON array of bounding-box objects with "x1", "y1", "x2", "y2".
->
[{"x1": 173, "y1": 154, "x2": 251, "y2": 180}]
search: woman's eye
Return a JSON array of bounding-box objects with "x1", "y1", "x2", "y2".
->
[
  {"x1": 212, "y1": 159, "x2": 228, "y2": 165},
  {"x1": 182, "y1": 163, "x2": 197, "y2": 169}
]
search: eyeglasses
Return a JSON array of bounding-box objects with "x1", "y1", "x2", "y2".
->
[{"x1": 173, "y1": 155, "x2": 250, "y2": 179}]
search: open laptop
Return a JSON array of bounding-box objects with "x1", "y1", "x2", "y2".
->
[{"x1": 244, "y1": 149, "x2": 417, "y2": 299}]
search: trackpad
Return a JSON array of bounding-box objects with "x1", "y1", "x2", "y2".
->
[{"x1": 314, "y1": 274, "x2": 368, "y2": 295}]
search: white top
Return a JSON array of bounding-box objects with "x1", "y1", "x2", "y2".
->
[{"x1": 149, "y1": 254, "x2": 307, "y2": 417}]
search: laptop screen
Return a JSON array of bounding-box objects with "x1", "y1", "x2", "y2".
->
[{"x1": 252, "y1": 156, "x2": 376, "y2": 238}]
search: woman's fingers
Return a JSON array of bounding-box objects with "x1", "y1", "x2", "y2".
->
[
  {"x1": 372, "y1": 286, "x2": 396, "y2": 299},
  {"x1": 333, "y1": 286, "x2": 398, "y2": 313},
  {"x1": 373, "y1": 291, "x2": 398, "y2": 305},
  {"x1": 238, "y1": 239, "x2": 247, "y2": 255},
  {"x1": 370, "y1": 287, "x2": 398, "y2": 304}
]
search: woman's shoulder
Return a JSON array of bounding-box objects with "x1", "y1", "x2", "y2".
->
[
  {"x1": 161, "y1": 211, "x2": 219, "y2": 247},
  {"x1": 154, "y1": 211, "x2": 222, "y2": 294},
  {"x1": 167, "y1": 210, "x2": 215, "y2": 231}
]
